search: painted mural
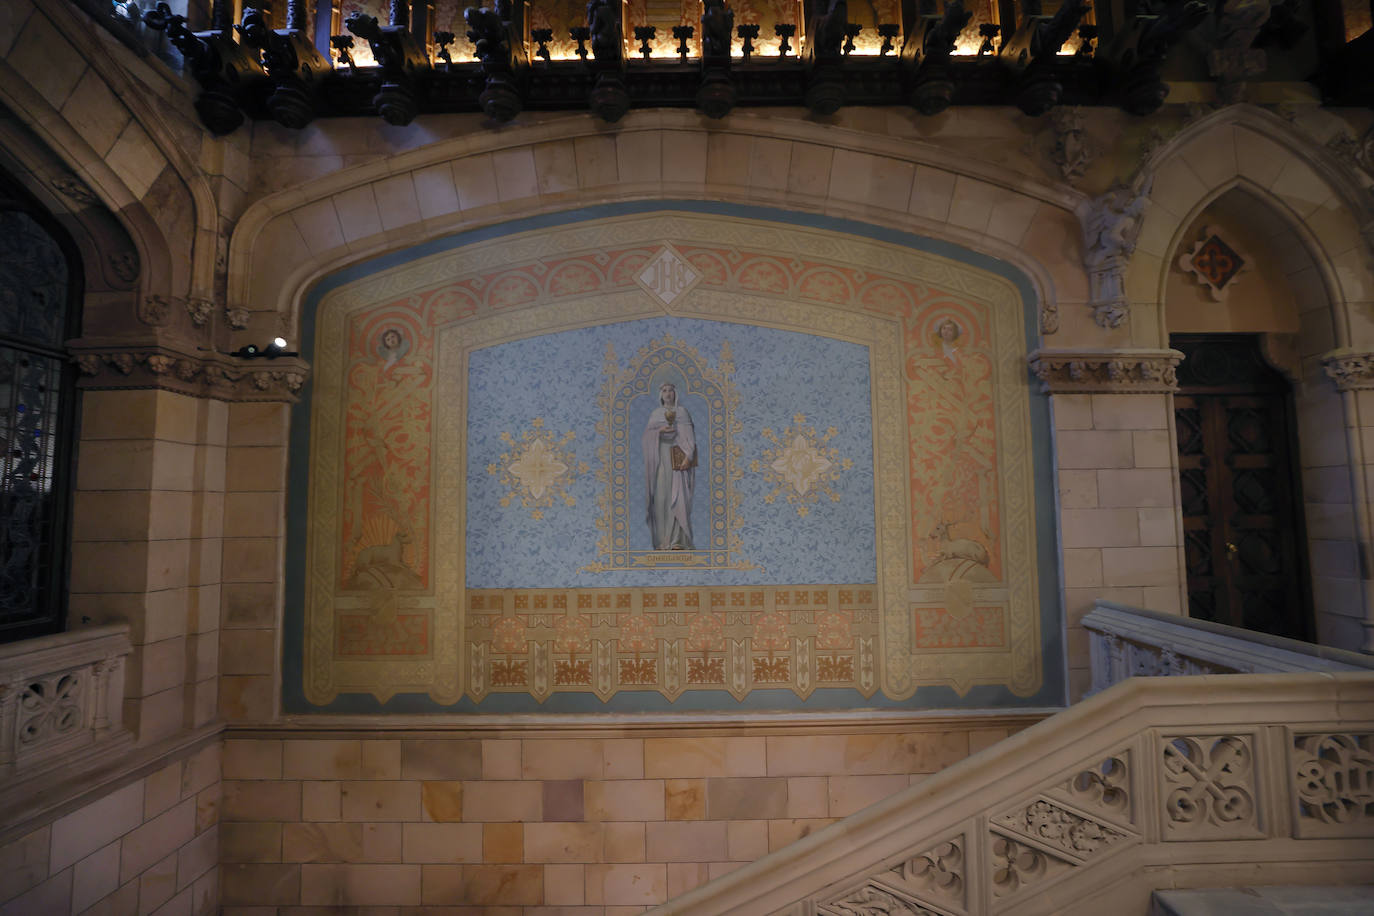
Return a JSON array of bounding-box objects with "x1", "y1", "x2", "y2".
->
[
  {"x1": 464, "y1": 319, "x2": 876, "y2": 585},
  {"x1": 299, "y1": 211, "x2": 1048, "y2": 710}
]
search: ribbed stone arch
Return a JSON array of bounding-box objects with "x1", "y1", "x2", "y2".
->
[
  {"x1": 1132, "y1": 106, "x2": 1374, "y2": 653},
  {"x1": 225, "y1": 111, "x2": 1088, "y2": 345},
  {"x1": 0, "y1": 2, "x2": 219, "y2": 304},
  {"x1": 1127, "y1": 106, "x2": 1374, "y2": 351}
]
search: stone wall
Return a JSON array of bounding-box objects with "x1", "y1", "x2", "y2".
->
[
  {"x1": 1055, "y1": 392, "x2": 1182, "y2": 700},
  {"x1": 70, "y1": 390, "x2": 227, "y2": 743},
  {"x1": 0, "y1": 739, "x2": 220, "y2": 916},
  {"x1": 218, "y1": 720, "x2": 1036, "y2": 911}
]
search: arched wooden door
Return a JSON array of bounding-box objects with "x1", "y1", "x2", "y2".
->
[{"x1": 1172, "y1": 334, "x2": 1313, "y2": 640}]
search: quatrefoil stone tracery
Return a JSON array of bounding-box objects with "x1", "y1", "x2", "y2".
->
[
  {"x1": 1161, "y1": 734, "x2": 1259, "y2": 839},
  {"x1": 17, "y1": 673, "x2": 83, "y2": 748}
]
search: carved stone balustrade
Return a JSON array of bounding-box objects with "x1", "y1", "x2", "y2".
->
[
  {"x1": 1083, "y1": 600, "x2": 1374, "y2": 697},
  {"x1": 653, "y1": 672, "x2": 1374, "y2": 914},
  {"x1": 0, "y1": 624, "x2": 133, "y2": 778}
]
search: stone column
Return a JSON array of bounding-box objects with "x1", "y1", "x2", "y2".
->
[
  {"x1": 1319, "y1": 350, "x2": 1374, "y2": 653},
  {"x1": 1029, "y1": 348, "x2": 1185, "y2": 700}
]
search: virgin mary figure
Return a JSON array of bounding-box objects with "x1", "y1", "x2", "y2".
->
[{"x1": 642, "y1": 382, "x2": 697, "y2": 549}]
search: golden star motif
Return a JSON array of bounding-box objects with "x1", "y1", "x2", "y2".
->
[
  {"x1": 756, "y1": 417, "x2": 850, "y2": 516},
  {"x1": 507, "y1": 437, "x2": 568, "y2": 499},
  {"x1": 772, "y1": 434, "x2": 833, "y2": 496}
]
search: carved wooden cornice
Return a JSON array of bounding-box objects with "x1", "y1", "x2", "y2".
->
[
  {"x1": 125, "y1": 0, "x2": 1206, "y2": 134},
  {"x1": 1027, "y1": 348, "x2": 1183, "y2": 394},
  {"x1": 69, "y1": 340, "x2": 310, "y2": 403},
  {"x1": 1321, "y1": 349, "x2": 1374, "y2": 391}
]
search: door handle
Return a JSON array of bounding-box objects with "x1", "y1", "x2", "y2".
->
[{"x1": 1226, "y1": 541, "x2": 1238, "y2": 558}]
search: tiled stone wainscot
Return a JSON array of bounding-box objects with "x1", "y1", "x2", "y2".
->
[
  {"x1": 218, "y1": 721, "x2": 1039, "y2": 911},
  {"x1": 0, "y1": 739, "x2": 220, "y2": 916}
]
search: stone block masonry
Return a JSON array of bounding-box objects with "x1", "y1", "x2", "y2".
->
[
  {"x1": 217, "y1": 721, "x2": 1038, "y2": 911},
  {"x1": 0, "y1": 739, "x2": 220, "y2": 916}
]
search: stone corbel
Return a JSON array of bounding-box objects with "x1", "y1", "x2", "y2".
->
[
  {"x1": 1086, "y1": 256, "x2": 1130, "y2": 329},
  {"x1": 1321, "y1": 349, "x2": 1374, "y2": 391},
  {"x1": 69, "y1": 339, "x2": 310, "y2": 402},
  {"x1": 1079, "y1": 179, "x2": 1153, "y2": 330},
  {"x1": 1027, "y1": 347, "x2": 1183, "y2": 394}
]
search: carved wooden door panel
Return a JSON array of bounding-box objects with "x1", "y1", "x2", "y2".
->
[{"x1": 1173, "y1": 336, "x2": 1311, "y2": 640}]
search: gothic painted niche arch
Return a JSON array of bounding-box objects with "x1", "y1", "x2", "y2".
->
[
  {"x1": 289, "y1": 206, "x2": 1060, "y2": 712},
  {"x1": 584, "y1": 335, "x2": 746, "y2": 573}
]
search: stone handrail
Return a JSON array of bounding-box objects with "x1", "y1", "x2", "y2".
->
[
  {"x1": 1083, "y1": 600, "x2": 1374, "y2": 696},
  {"x1": 651, "y1": 672, "x2": 1374, "y2": 914},
  {"x1": 0, "y1": 624, "x2": 132, "y2": 776}
]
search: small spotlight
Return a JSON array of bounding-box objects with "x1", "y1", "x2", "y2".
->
[{"x1": 230, "y1": 339, "x2": 299, "y2": 360}]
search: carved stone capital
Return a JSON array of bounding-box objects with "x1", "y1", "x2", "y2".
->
[
  {"x1": 186, "y1": 297, "x2": 215, "y2": 327},
  {"x1": 1322, "y1": 349, "x2": 1374, "y2": 391},
  {"x1": 138, "y1": 294, "x2": 174, "y2": 327},
  {"x1": 1027, "y1": 348, "x2": 1183, "y2": 394},
  {"x1": 68, "y1": 339, "x2": 310, "y2": 403}
]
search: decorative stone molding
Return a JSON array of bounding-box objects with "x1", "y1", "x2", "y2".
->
[
  {"x1": 226, "y1": 306, "x2": 251, "y2": 329},
  {"x1": 1027, "y1": 348, "x2": 1183, "y2": 394},
  {"x1": 1047, "y1": 107, "x2": 1097, "y2": 182},
  {"x1": 1082, "y1": 600, "x2": 1373, "y2": 696},
  {"x1": 1160, "y1": 733, "x2": 1260, "y2": 840},
  {"x1": 0, "y1": 625, "x2": 132, "y2": 777},
  {"x1": 1321, "y1": 349, "x2": 1374, "y2": 391},
  {"x1": 1040, "y1": 302, "x2": 1060, "y2": 335},
  {"x1": 185, "y1": 297, "x2": 214, "y2": 327},
  {"x1": 69, "y1": 340, "x2": 310, "y2": 402},
  {"x1": 50, "y1": 176, "x2": 98, "y2": 205},
  {"x1": 107, "y1": 250, "x2": 139, "y2": 283},
  {"x1": 1290, "y1": 732, "x2": 1374, "y2": 839},
  {"x1": 137, "y1": 294, "x2": 172, "y2": 326},
  {"x1": 1326, "y1": 126, "x2": 1374, "y2": 182}
]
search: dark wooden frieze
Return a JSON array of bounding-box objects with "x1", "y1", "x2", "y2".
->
[
  {"x1": 127, "y1": 0, "x2": 1241, "y2": 132},
  {"x1": 236, "y1": 3, "x2": 334, "y2": 129}
]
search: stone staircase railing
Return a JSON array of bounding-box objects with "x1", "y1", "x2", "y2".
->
[
  {"x1": 0, "y1": 624, "x2": 133, "y2": 778},
  {"x1": 650, "y1": 671, "x2": 1374, "y2": 915},
  {"x1": 1083, "y1": 601, "x2": 1374, "y2": 696}
]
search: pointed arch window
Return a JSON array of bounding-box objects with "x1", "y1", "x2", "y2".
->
[{"x1": 0, "y1": 196, "x2": 80, "y2": 642}]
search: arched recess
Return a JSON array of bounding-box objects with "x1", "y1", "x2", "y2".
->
[
  {"x1": 225, "y1": 111, "x2": 1087, "y2": 347},
  {"x1": 1165, "y1": 186, "x2": 1365, "y2": 650},
  {"x1": 1128, "y1": 105, "x2": 1374, "y2": 351},
  {"x1": 279, "y1": 204, "x2": 1066, "y2": 713},
  {"x1": 1137, "y1": 107, "x2": 1374, "y2": 652},
  {"x1": 0, "y1": 112, "x2": 143, "y2": 335},
  {"x1": 0, "y1": 1, "x2": 221, "y2": 304}
]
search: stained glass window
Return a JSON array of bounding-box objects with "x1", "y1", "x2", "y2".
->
[{"x1": 0, "y1": 208, "x2": 76, "y2": 642}]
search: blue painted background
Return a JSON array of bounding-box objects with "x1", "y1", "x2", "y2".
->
[{"x1": 465, "y1": 317, "x2": 877, "y2": 587}]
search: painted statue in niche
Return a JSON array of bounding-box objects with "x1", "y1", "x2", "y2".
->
[
  {"x1": 643, "y1": 382, "x2": 698, "y2": 549},
  {"x1": 584, "y1": 334, "x2": 752, "y2": 572}
]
